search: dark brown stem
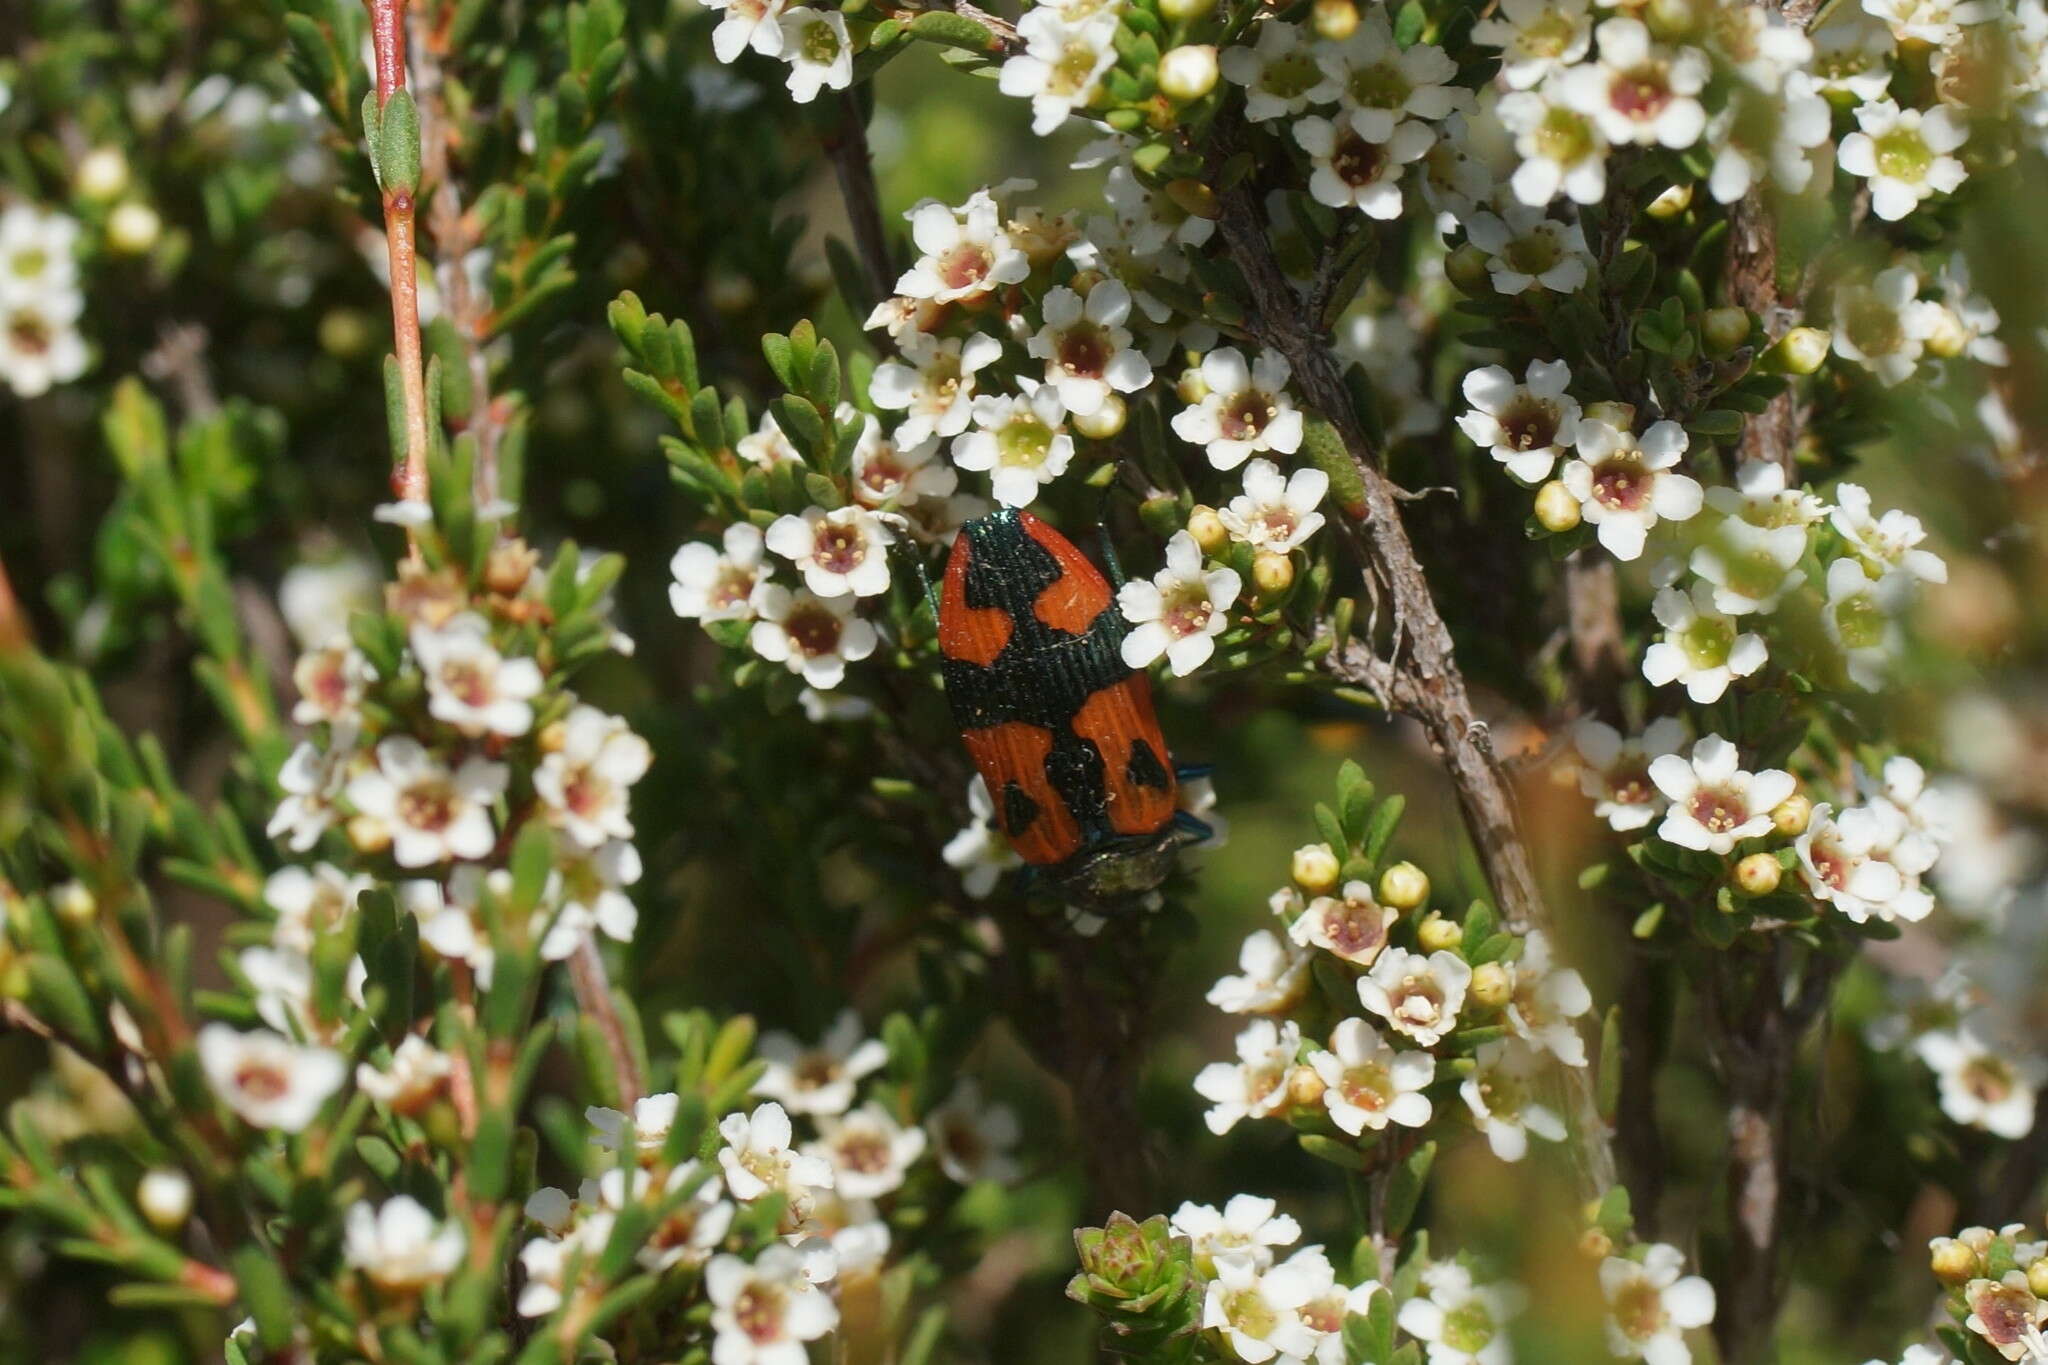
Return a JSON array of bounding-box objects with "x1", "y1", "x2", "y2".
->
[
  {"x1": 825, "y1": 91, "x2": 895, "y2": 318},
  {"x1": 1724, "y1": 195, "x2": 1805, "y2": 478}
]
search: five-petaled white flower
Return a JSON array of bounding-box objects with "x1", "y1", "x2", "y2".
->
[
  {"x1": 748, "y1": 585, "x2": 878, "y2": 690},
  {"x1": 1171, "y1": 347, "x2": 1305, "y2": 470},
  {"x1": 1831, "y1": 482, "x2": 1948, "y2": 586},
  {"x1": 1831, "y1": 267, "x2": 1942, "y2": 388},
  {"x1": 1575, "y1": 717, "x2": 1687, "y2": 832},
  {"x1": 766, "y1": 505, "x2": 896, "y2": 599},
  {"x1": 925, "y1": 1078, "x2": 1023, "y2": 1185},
  {"x1": 586, "y1": 1091, "x2": 683, "y2": 1157},
  {"x1": 1290, "y1": 879, "x2": 1398, "y2": 967},
  {"x1": 870, "y1": 329, "x2": 1004, "y2": 446},
  {"x1": 1458, "y1": 359, "x2": 1582, "y2": 483},
  {"x1": 1208, "y1": 929, "x2": 1313, "y2": 1015},
  {"x1": 264, "y1": 861, "x2": 372, "y2": 954},
  {"x1": 1838, "y1": 99, "x2": 1970, "y2": 221},
  {"x1": 705, "y1": 0, "x2": 785, "y2": 63},
  {"x1": 356, "y1": 1035, "x2": 452, "y2": 1113},
  {"x1": 1824, "y1": 556, "x2": 1904, "y2": 691},
  {"x1": 1601, "y1": 1244, "x2": 1717, "y2": 1364},
  {"x1": 1465, "y1": 205, "x2": 1592, "y2": 294},
  {"x1": 1316, "y1": 10, "x2": 1464, "y2": 140},
  {"x1": 268, "y1": 730, "x2": 356, "y2": 852},
  {"x1": 1195, "y1": 1019, "x2": 1303, "y2": 1134},
  {"x1": 1562, "y1": 19, "x2": 1710, "y2": 149},
  {"x1": 344, "y1": 1196, "x2": 465, "y2": 1293},
  {"x1": 1641, "y1": 581, "x2": 1768, "y2": 704},
  {"x1": 671, "y1": 523, "x2": 770, "y2": 623},
  {"x1": 1398, "y1": 1260, "x2": 1526, "y2": 1365},
  {"x1": 896, "y1": 189, "x2": 1032, "y2": 304},
  {"x1": 1294, "y1": 114, "x2": 1436, "y2": 217},
  {"x1": 1473, "y1": 0, "x2": 1594, "y2": 88},
  {"x1": 776, "y1": 8, "x2": 852, "y2": 104},
  {"x1": 1026, "y1": 279, "x2": 1153, "y2": 416},
  {"x1": 1118, "y1": 530, "x2": 1242, "y2": 677},
  {"x1": 1505, "y1": 929, "x2": 1595, "y2": 1066},
  {"x1": 720, "y1": 1101, "x2": 836, "y2": 1216},
  {"x1": 411, "y1": 612, "x2": 543, "y2": 738},
  {"x1": 1462, "y1": 1037, "x2": 1567, "y2": 1161},
  {"x1": 1171, "y1": 1194, "x2": 1302, "y2": 1273},
  {"x1": 347, "y1": 736, "x2": 506, "y2": 867},
  {"x1": 952, "y1": 382, "x2": 1075, "y2": 509},
  {"x1": 706, "y1": 1244, "x2": 840, "y2": 1365},
  {"x1": 197, "y1": 1024, "x2": 346, "y2": 1132},
  {"x1": 1690, "y1": 516, "x2": 1808, "y2": 616},
  {"x1": 808, "y1": 1102, "x2": 928, "y2": 1199},
  {"x1": 848, "y1": 411, "x2": 956, "y2": 510},
  {"x1": 1498, "y1": 74, "x2": 1612, "y2": 206},
  {"x1": 1203, "y1": 1254, "x2": 1324, "y2": 1364},
  {"x1": 1219, "y1": 459, "x2": 1328, "y2": 553},
  {"x1": 1309, "y1": 1016, "x2": 1436, "y2": 1135},
  {"x1": 1919, "y1": 1029, "x2": 2042, "y2": 1139},
  {"x1": 756, "y1": 1009, "x2": 890, "y2": 1116},
  {"x1": 535, "y1": 705, "x2": 651, "y2": 848},
  {"x1": 1558, "y1": 419, "x2": 1703, "y2": 561},
  {"x1": 998, "y1": 6, "x2": 1120, "y2": 135},
  {"x1": 1358, "y1": 948, "x2": 1473, "y2": 1048},
  {"x1": 1221, "y1": 19, "x2": 1337, "y2": 122},
  {"x1": 1796, "y1": 802, "x2": 1928, "y2": 923},
  {"x1": 291, "y1": 641, "x2": 373, "y2": 727},
  {"x1": 1648, "y1": 734, "x2": 1795, "y2": 855},
  {"x1": 1963, "y1": 1270, "x2": 2048, "y2": 1362}
]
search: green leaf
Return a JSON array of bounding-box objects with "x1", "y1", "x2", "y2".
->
[
  {"x1": 230, "y1": 1245, "x2": 294, "y2": 1351},
  {"x1": 909, "y1": 9, "x2": 997, "y2": 49},
  {"x1": 1361, "y1": 795, "x2": 1405, "y2": 870},
  {"x1": 1313, "y1": 803, "x2": 1348, "y2": 859},
  {"x1": 376, "y1": 89, "x2": 423, "y2": 195},
  {"x1": 1299, "y1": 1134, "x2": 1371, "y2": 1170},
  {"x1": 1383, "y1": 1141, "x2": 1435, "y2": 1237}
]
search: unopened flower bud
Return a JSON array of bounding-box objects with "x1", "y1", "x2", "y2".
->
[
  {"x1": 1068, "y1": 268, "x2": 1107, "y2": 295},
  {"x1": 138, "y1": 1169, "x2": 193, "y2": 1232},
  {"x1": 2028, "y1": 1257, "x2": 2048, "y2": 1299},
  {"x1": 1770, "y1": 793, "x2": 1811, "y2": 837},
  {"x1": 1378, "y1": 861, "x2": 1429, "y2": 911},
  {"x1": 1176, "y1": 366, "x2": 1210, "y2": 406},
  {"x1": 1445, "y1": 242, "x2": 1492, "y2": 295},
  {"x1": 1160, "y1": 0, "x2": 1215, "y2": 19},
  {"x1": 1164, "y1": 178, "x2": 1220, "y2": 222},
  {"x1": 1470, "y1": 961, "x2": 1513, "y2": 1008},
  {"x1": 1766, "y1": 327, "x2": 1831, "y2": 376},
  {"x1": 1646, "y1": 0, "x2": 1700, "y2": 40},
  {"x1": 1579, "y1": 1227, "x2": 1614, "y2": 1259},
  {"x1": 107, "y1": 201, "x2": 161, "y2": 254},
  {"x1": 1734, "y1": 852, "x2": 1782, "y2": 897},
  {"x1": 1645, "y1": 183, "x2": 1693, "y2": 219},
  {"x1": 538, "y1": 719, "x2": 569, "y2": 754},
  {"x1": 76, "y1": 147, "x2": 130, "y2": 202},
  {"x1": 1702, "y1": 307, "x2": 1751, "y2": 357},
  {"x1": 1930, "y1": 1237, "x2": 1981, "y2": 1285},
  {"x1": 1534, "y1": 480, "x2": 1581, "y2": 532},
  {"x1": 1286, "y1": 1063, "x2": 1327, "y2": 1109},
  {"x1": 707, "y1": 272, "x2": 757, "y2": 315},
  {"x1": 1159, "y1": 45, "x2": 1220, "y2": 103},
  {"x1": 1416, "y1": 912, "x2": 1463, "y2": 952},
  {"x1": 1073, "y1": 393, "x2": 1128, "y2": 440},
  {"x1": 1292, "y1": 843, "x2": 1342, "y2": 896},
  {"x1": 484, "y1": 538, "x2": 539, "y2": 596},
  {"x1": 1187, "y1": 504, "x2": 1229, "y2": 555},
  {"x1": 52, "y1": 880, "x2": 97, "y2": 926},
  {"x1": 1252, "y1": 551, "x2": 1295, "y2": 598},
  {"x1": 1313, "y1": 0, "x2": 1360, "y2": 39},
  {"x1": 1581, "y1": 400, "x2": 1636, "y2": 432},
  {"x1": 1922, "y1": 304, "x2": 1968, "y2": 358},
  {"x1": 347, "y1": 815, "x2": 393, "y2": 855}
]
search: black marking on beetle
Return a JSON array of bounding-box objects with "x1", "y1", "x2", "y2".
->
[
  {"x1": 941, "y1": 509, "x2": 1145, "y2": 850},
  {"x1": 1125, "y1": 738, "x2": 1170, "y2": 792},
  {"x1": 1001, "y1": 780, "x2": 1040, "y2": 837}
]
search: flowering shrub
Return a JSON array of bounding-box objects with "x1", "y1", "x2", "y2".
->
[{"x1": 2, "y1": 0, "x2": 2047, "y2": 1361}]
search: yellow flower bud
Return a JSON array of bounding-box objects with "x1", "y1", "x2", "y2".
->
[
  {"x1": 76, "y1": 147, "x2": 131, "y2": 202},
  {"x1": 1646, "y1": 0, "x2": 1701, "y2": 40},
  {"x1": 1292, "y1": 843, "x2": 1342, "y2": 896},
  {"x1": 1734, "y1": 852, "x2": 1782, "y2": 897},
  {"x1": 1445, "y1": 242, "x2": 1492, "y2": 295},
  {"x1": 1770, "y1": 793, "x2": 1811, "y2": 837},
  {"x1": 1416, "y1": 912, "x2": 1463, "y2": 952},
  {"x1": 1252, "y1": 552, "x2": 1295, "y2": 599},
  {"x1": 53, "y1": 880, "x2": 98, "y2": 926},
  {"x1": 1922, "y1": 305, "x2": 1968, "y2": 359},
  {"x1": 1470, "y1": 961, "x2": 1513, "y2": 1008},
  {"x1": 2028, "y1": 1257, "x2": 2048, "y2": 1299},
  {"x1": 138, "y1": 1169, "x2": 193, "y2": 1232},
  {"x1": 1582, "y1": 401, "x2": 1637, "y2": 432},
  {"x1": 1187, "y1": 504, "x2": 1229, "y2": 555},
  {"x1": 1286, "y1": 1063, "x2": 1327, "y2": 1110},
  {"x1": 1766, "y1": 327, "x2": 1831, "y2": 376},
  {"x1": 1312, "y1": 0, "x2": 1360, "y2": 40},
  {"x1": 1534, "y1": 480, "x2": 1581, "y2": 533},
  {"x1": 538, "y1": 719, "x2": 570, "y2": 754},
  {"x1": 1930, "y1": 1237, "x2": 1981, "y2": 1285},
  {"x1": 1073, "y1": 393, "x2": 1128, "y2": 440},
  {"x1": 1176, "y1": 366, "x2": 1210, "y2": 405},
  {"x1": 1645, "y1": 184, "x2": 1693, "y2": 219},
  {"x1": 1579, "y1": 1227, "x2": 1614, "y2": 1260},
  {"x1": 1378, "y1": 861, "x2": 1430, "y2": 911},
  {"x1": 106, "y1": 201, "x2": 161, "y2": 255},
  {"x1": 1702, "y1": 307, "x2": 1751, "y2": 357},
  {"x1": 1159, "y1": 0, "x2": 1215, "y2": 19},
  {"x1": 347, "y1": 816, "x2": 393, "y2": 855},
  {"x1": 1158, "y1": 45, "x2": 1220, "y2": 103}
]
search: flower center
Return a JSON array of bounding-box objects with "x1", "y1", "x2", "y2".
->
[
  {"x1": 1834, "y1": 591, "x2": 1886, "y2": 650},
  {"x1": 1261, "y1": 51, "x2": 1323, "y2": 100},
  {"x1": 1535, "y1": 107, "x2": 1595, "y2": 163},
  {"x1": 997, "y1": 416, "x2": 1055, "y2": 468},
  {"x1": 1347, "y1": 61, "x2": 1412, "y2": 109},
  {"x1": 1499, "y1": 396, "x2": 1562, "y2": 451},
  {"x1": 1872, "y1": 127, "x2": 1933, "y2": 183},
  {"x1": 1844, "y1": 296, "x2": 1905, "y2": 357},
  {"x1": 1341, "y1": 1060, "x2": 1395, "y2": 1111},
  {"x1": 1053, "y1": 38, "x2": 1103, "y2": 94},
  {"x1": 439, "y1": 658, "x2": 495, "y2": 707},
  {"x1": 1220, "y1": 390, "x2": 1277, "y2": 441},
  {"x1": 1608, "y1": 66, "x2": 1674, "y2": 122},
  {"x1": 1964, "y1": 1056, "x2": 2016, "y2": 1104},
  {"x1": 1330, "y1": 130, "x2": 1389, "y2": 188},
  {"x1": 1057, "y1": 324, "x2": 1111, "y2": 378},
  {"x1": 938, "y1": 242, "x2": 995, "y2": 293},
  {"x1": 1394, "y1": 977, "x2": 1445, "y2": 1026},
  {"x1": 398, "y1": 779, "x2": 458, "y2": 833},
  {"x1": 1517, "y1": 9, "x2": 1579, "y2": 57},
  {"x1": 1590, "y1": 451, "x2": 1651, "y2": 511},
  {"x1": 835, "y1": 1129, "x2": 894, "y2": 1174},
  {"x1": 710, "y1": 565, "x2": 758, "y2": 612},
  {"x1": 1503, "y1": 229, "x2": 1563, "y2": 276},
  {"x1": 1320, "y1": 898, "x2": 1386, "y2": 959},
  {"x1": 9, "y1": 311, "x2": 50, "y2": 354},
  {"x1": 1689, "y1": 787, "x2": 1749, "y2": 834},
  {"x1": 784, "y1": 606, "x2": 845, "y2": 658},
  {"x1": 1679, "y1": 616, "x2": 1734, "y2": 669},
  {"x1": 235, "y1": 1062, "x2": 290, "y2": 1102},
  {"x1": 9, "y1": 248, "x2": 48, "y2": 280},
  {"x1": 813, "y1": 524, "x2": 868, "y2": 575},
  {"x1": 1444, "y1": 1301, "x2": 1498, "y2": 1353},
  {"x1": 800, "y1": 19, "x2": 841, "y2": 64},
  {"x1": 1613, "y1": 1278, "x2": 1668, "y2": 1342},
  {"x1": 1162, "y1": 585, "x2": 1215, "y2": 639},
  {"x1": 1224, "y1": 1288, "x2": 1279, "y2": 1339},
  {"x1": 735, "y1": 1284, "x2": 789, "y2": 1343}
]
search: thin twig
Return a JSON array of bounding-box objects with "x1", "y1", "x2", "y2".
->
[
  {"x1": 570, "y1": 938, "x2": 645, "y2": 1107},
  {"x1": 368, "y1": 0, "x2": 433, "y2": 522},
  {"x1": 825, "y1": 90, "x2": 895, "y2": 319}
]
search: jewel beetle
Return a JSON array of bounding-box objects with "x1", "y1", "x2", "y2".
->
[{"x1": 937, "y1": 507, "x2": 1207, "y2": 905}]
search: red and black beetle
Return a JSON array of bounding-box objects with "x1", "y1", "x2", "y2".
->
[{"x1": 937, "y1": 507, "x2": 1205, "y2": 904}]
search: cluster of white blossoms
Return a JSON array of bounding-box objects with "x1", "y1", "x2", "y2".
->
[
  {"x1": 1831, "y1": 257, "x2": 2008, "y2": 389},
  {"x1": 1170, "y1": 1194, "x2": 1383, "y2": 1363},
  {"x1": 0, "y1": 203, "x2": 89, "y2": 398},
  {"x1": 699, "y1": 0, "x2": 854, "y2": 104},
  {"x1": 514, "y1": 1013, "x2": 1020, "y2": 1357}
]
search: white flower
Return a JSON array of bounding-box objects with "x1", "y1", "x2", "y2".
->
[
  {"x1": 1195, "y1": 1019, "x2": 1302, "y2": 1134},
  {"x1": 516, "y1": 1210, "x2": 614, "y2": 1318},
  {"x1": 756, "y1": 1009, "x2": 889, "y2": 1116},
  {"x1": 1504, "y1": 930, "x2": 1594, "y2": 1066},
  {"x1": 870, "y1": 330, "x2": 1004, "y2": 446},
  {"x1": 1963, "y1": 1271, "x2": 2048, "y2": 1362},
  {"x1": 1358, "y1": 948, "x2": 1472, "y2": 1047},
  {"x1": 356, "y1": 1035, "x2": 452, "y2": 1112},
  {"x1": 1171, "y1": 347, "x2": 1304, "y2": 470},
  {"x1": 1561, "y1": 19, "x2": 1710, "y2": 149},
  {"x1": 1316, "y1": 10, "x2": 1464, "y2": 140},
  {"x1": 289, "y1": 641, "x2": 372, "y2": 728},
  {"x1": 848, "y1": 412, "x2": 956, "y2": 509},
  {"x1": 533, "y1": 705, "x2": 650, "y2": 848},
  {"x1": 1208, "y1": 929, "x2": 1313, "y2": 1014},
  {"x1": 1831, "y1": 267, "x2": 1942, "y2": 388},
  {"x1": 411, "y1": 612, "x2": 544, "y2": 738},
  {"x1": 1310, "y1": 1017, "x2": 1436, "y2": 1135},
  {"x1": 1648, "y1": 734, "x2": 1795, "y2": 855},
  {"x1": 706, "y1": 0, "x2": 785, "y2": 62},
  {"x1": 706, "y1": 1244, "x2": 840, "y2": 1364},
  {"x1": 1690, "y1": 517, "x2": 1807, "y2": 616},
  {"x1": 1705, "y1": 72, "x2": 1833, "y2": 204},
  {"x1": 346, "y1": 736, "x2": 506, "y2": 867},
  {"x1": 720, "y1": 1101, "x2": 836, "y2": 1215},
  {"x1": 1558, "y1": 420, "x2": 1702, "y2": 561},
  {"x1": 1464, "y1": 206, "x2": 1591, "y2": 294},
  {"x1": 587, "y1": 1092, "x2": 683, "y2": 1155},
  {"x1": 278, "y1": 555, "x2": 378, "y2": 648},
  {"x1": 943, "y1": 774, "x2": 1023, "y2": 898},
  {"x1": 637, "y1": 1162, "x2": 735, "y2": 1272},
  {"x1": 1795, "y1": 803, "x2": 1925, "y2": 923},
  {"x1": 197, "y1": 1024, "x2": 345, "y2": 1132},
  {"x1": 1707, "y1": 459, "x2": 1826, "y2": 530},
  {"x1": 748, "y1": 585, "x2": 878, "y2": 689},
  {"x1": 1202, "y1": 1255, "x2": 1323, "y2": 1363},
  {"x1": 671, "y1": 523, "x2": 770, "y2": 623},
  {"x1": 0, "y1": 204, "x2": 80, "y2": 304},
  {"x1": 551, "y1": 839, "x2": 642, "y2": 956},
  {"x1": 1293, "y1": 114, "x2": 1436, "y2": 217},
  {"x1": 1823, "y1": 557, "x2": 1904, "y2": 690},
  {"x1": 264, "y1": 862, "x2": 371, "y2": 954},
  {"x1": 1170, "y1": 1194, "x2": 1302, "y2": 1273},
  {"x1": 1218, "y1": 458, "x2": 1328, "y2": 555},
  {"x1": 1398, "y1": 1261, "x2": 1526, "y2": 1365},
  {"x1": 1473, "y1": 0, "x2": 1594, "y2": 88},
  {"x1": 951, "y1": 382, "x2": 1075, "y2": 509},
  {"x1": 1838, "y1": 100, "x2": 1969, "y2": 221},
  {"x1": 344, "y1": 1196, "x2": 465, "y2": 1292},
  {"x1": 1575, "y1": 717, "x2": 1686, "y2": 832},
  {"x1": 239, "y1": 943, "x2": 365, "y2": 1043},
  {"x1": 1118, "y1": 531, "x2": 1241, "y2": 677},
  {"x1": 1461, "y1": 1038, "x2": 1566, "y2": 1161},
  {"x1": 737, "y1": 410, "x2": 803, "y2": 469},
  {"x1": 766, "y1": 504, "x2": 897, "y2": 599},
  {"x1": 1221, "y1": 20, "x2": 1337, "y2": 121},
  {"x1": 1863, "y1": 0, "x2": 1994, "y2": 47},
  {"x1": 1641, "y1": 582, "x2": 1768, "y2": 704},
  {"x1": 1027, "y1": 280, "x2": 1153, "y2": 416},
  {"x1": 1458, "y1": 359, "x2": 1581, "y2": 483},
  {"x1": 1498, "y1": 75, "x2": 1611, "y2": 205},
  {"x1": 896, "y1": 189, "x2": 1032, "y2": 304},
  {"x1": 998, "y1": 6, "x2": 1120, "y2": 135},
  {"x1": 925, "y1": 1078, "x2": 1022, "y2": 1185},
  {"x1": 1285, "y1": 1246, "x2": 1380, "y2": 1365},
  {"x1": 1290, "y1": 879, "x2": 1397, "y2": 967},
  {"x1": 777, "y1": 8, "x2": 852, "y2": 103},
  {"x1": 0, "y1": 291, "x2": 88, "y2": 397},
  {"x1": 1933, "y1": 256, "x2": 2008, "y2": 366},
  {"x1": 1809, "y1": 11, "x2": 1897, "y2": 101},
  {"x1": 267, "y1": 730, "x2": 355, "y2": 852},
  {"x1": 1601, "y1": 1244, "x2": 1717, "y2": 1363},
  {"x1": 1831, "y1": 482, "x2": 1948, "y2": 585},
  {"x1": 1922, "y1": 1028, "x2": 2043, "y2": 1136},
  {"x1": 808, "y1": 1102, "x2": 927, "y2": 1199}
]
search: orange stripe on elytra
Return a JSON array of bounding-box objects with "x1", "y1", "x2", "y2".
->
[
  {"x1": 960, "y1": 722, "x2": 1082, "y2": 865},
  {"x1": 1021, "y1": 511, "x2": 1112, "y2": 635},
  {"x1": 938, "y1": 532, "x2": 1011, "y2": 667},
  {"x1": 1070, "y1": 680, "x2": 1178, "y2": 837}
]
